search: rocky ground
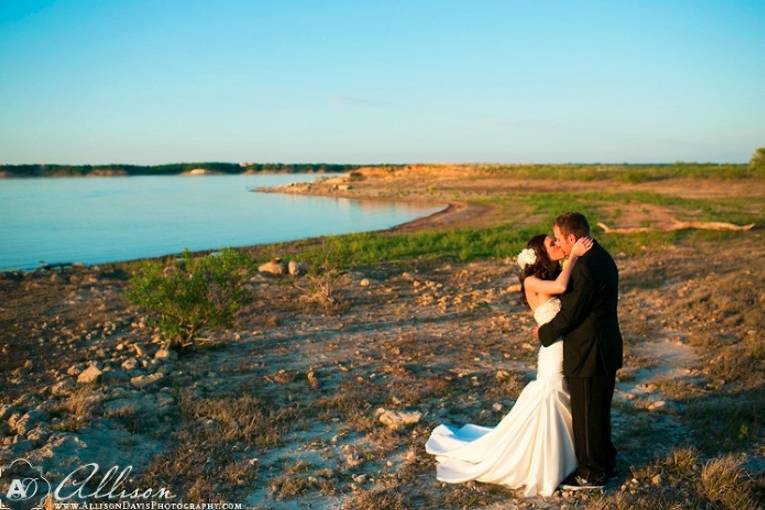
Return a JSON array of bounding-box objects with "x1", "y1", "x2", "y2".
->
[{"x1": 1, "y1": 230, "x2": 763, "y2": 509}]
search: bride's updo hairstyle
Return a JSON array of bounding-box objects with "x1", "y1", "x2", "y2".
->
[{"x1": 519, "y1": 234, "x2": 561, "y2": 308}]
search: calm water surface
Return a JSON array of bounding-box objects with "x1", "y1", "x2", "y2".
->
[{"x1": 0, "y1": 175, "x2": 443, "y2": 270}]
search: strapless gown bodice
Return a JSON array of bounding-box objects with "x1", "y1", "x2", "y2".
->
[{"x1": 533, "y1": 298, "x2": 564, "y2": 381}]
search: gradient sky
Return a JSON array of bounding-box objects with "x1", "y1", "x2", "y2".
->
[{"x1": 1, "y1": 0, "x2": 764, "y2": 164}]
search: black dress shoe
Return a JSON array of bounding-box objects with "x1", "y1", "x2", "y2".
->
[{"x1": 560, "y1": 473, "x2": 606, "y2": 491}]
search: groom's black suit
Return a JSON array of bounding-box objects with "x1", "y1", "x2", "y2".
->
[{"x1": 538, "y1": 239, "x2": 622, "y2": 480}]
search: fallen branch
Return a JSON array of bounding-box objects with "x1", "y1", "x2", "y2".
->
[{"x1": 597, "y1": 221, "x2": 755, "y2": 234}]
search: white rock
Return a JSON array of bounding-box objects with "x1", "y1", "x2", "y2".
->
[
  {"x1": 132, "y1": 343, "x2": 145, "y2": 358},
  {"x1": 130, "y1": 372, "x2": 164, "y2": 389},
  {"x1": 288, "y1": 260, "x2": 306, "y2": 276},
  {"x1": 77, "y1": 365, "x2": 102, "y2": 384},
  {"x1": 121, "y1": 357, "x2": 138, "y2": 371},
  {"x1": 154, "y1": 348, "x2": 176, "y2": 361},
  {"x1": 375, "y1": 408, "x2": 422, "y2": 430},
  {"x1": 258, "y1": 259, "x2": 287, "y2": 275},
  {"x1": 66, "y1": 364, "x2": 83, "y2": 376}
]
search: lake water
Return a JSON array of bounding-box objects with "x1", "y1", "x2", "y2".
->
[{"x1": 0, "y1": 175, "x2": 443, "y2": 270}]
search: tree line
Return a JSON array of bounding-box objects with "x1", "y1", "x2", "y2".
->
[{"x1": 0, "y1": 162, "x2": 369, "y2": 177}]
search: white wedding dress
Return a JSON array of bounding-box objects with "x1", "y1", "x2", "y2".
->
[{"x1": 425, "y1": 297, "x2": 577, "y2": 497}]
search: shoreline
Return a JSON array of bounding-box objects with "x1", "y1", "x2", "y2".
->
[{"x1": 1, "y1": 191, "x2": 467, "y2": 274}]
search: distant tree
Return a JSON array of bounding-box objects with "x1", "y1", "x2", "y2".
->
[{"x1": 749, "y1": 147, "x2": 765, "y2": 172}]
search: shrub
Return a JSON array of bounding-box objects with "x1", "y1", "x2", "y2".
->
[
  {"x1": 293, "y1": 257, "x2": 347, "y2": 315},
  {"x1": 749, "y1": 147, "x2": 765, "y2": 175},
  {"x1": 125, "y1": 248, "x2": 253, "y2": 348}
]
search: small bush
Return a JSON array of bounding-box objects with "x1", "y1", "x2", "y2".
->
[
  {"x1": 125, "y1": 248, "x2": 253, "y2": 348},
  {"x1": 293, "y1": 262, "x2": 347, "y2": 314},
  {"x1": 750, "y1": 147, "x2": 765, "y2": 178}
]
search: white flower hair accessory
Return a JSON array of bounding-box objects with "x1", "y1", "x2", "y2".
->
[{"x1": 516, "y1": 248, "x2": 537, "y2": 270}]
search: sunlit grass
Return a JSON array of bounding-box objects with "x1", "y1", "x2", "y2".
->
[
  {"x1": 477, "y1": 162, "x2": 763, "y2": 182},
  {"x1": 253, "y1": 189, "x2": 762, "y2": 270}
]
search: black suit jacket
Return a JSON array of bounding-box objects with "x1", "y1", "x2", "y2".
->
[{"x1": 538, "y1": 240, "x2": 623, "y2": 377}]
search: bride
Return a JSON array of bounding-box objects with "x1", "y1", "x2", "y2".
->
[{"x1": 425, "y1": 233, "x2": 593, "y2": 497}]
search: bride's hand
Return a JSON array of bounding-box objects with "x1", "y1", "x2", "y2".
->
[{"x1": 571, "y1": 236, "x2": 593, "y2": 257}]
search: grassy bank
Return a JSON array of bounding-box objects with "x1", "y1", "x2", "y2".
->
[
  {"x1": 476, "y1": 162, "x2": 761, "y2": 182},
  {"x1": 251, "y1": 189, "x2": 763, "y2": 271}
]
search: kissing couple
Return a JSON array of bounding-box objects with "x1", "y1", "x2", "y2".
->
[{"x1": 425, "y1": 212, "x2": 623, "y2": 497}]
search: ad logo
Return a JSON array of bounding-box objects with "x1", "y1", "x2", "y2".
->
[{"x1": 0, "y1": 459, "x2": 51, "y2": 510}]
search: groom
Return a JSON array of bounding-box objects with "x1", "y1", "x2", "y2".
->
[{"x1": 534, "y1": 212, "x2": 623, "y2": 489}]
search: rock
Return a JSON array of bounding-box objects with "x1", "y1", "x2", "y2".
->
[
  {"x1": 258, "y1": 258, "x2": 287, "y2": 276},
  {"x1": 375, "y1": 408, "x2": 422, "y2": 430},
  {"x1": 132, "y1": 343, "x2": 145, "y2": 358},
  {"x1": 341, "y1": 444, "x2": 362, "y2": 467},
  {"x1": 66, "y1": 364, "x2": 84, "y2": 376},
  {"x1": 77, "y1": 365, "x2": 102, "y2": 384},
  {"x1": 154, "y1": 348, "x2": 176, "y2": 361},
  {"x1": 360, "y1": 278, "x2": 370, "y2": 287},
  {"x1": 288, "y1": 260, "x2": 306, "y2": 276},
  {"x1": 121, "y1": 357, "x2": 138, "y2": 371},
  {"x1": 23, "y1": 359, "x2": 33, "y2": 369},
  {"x1": 130, "y1": 372, "x2": 164, "y2": 389},
  {"x1": 495, "y1": 370, "x2": 511, "y2": 381},
  {"x1": 492, "y1": 402, "x2": 503, "y2": 412},
  {"x1": 306, "y1": 368, "x2": 320, "y2": 389},
  {"x1": 271, "y1": 369, "x2": 294, "y2": 384}
]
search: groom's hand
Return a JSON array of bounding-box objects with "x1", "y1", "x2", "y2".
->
[{"x1": 533, "y1": 325, "x2": 540, "y2": 339}]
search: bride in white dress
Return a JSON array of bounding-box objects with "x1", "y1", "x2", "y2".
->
[{"x1": 425, "y1": 233, "x2": 593, "y2": 497}]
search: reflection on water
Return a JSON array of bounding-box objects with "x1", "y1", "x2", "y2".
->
[{"x1": 0, "y1": 175, "x2": 443, "y2": 270}]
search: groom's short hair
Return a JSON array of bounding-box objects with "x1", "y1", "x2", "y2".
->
[{"x1": 554, "y1": 212, "x2": 590, "y2": 238}]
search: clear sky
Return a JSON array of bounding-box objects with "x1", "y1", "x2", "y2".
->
[{"x1": 1, "y1": 0, "x2": 763, "y2": 165}]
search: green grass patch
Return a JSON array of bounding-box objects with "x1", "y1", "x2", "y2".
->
[
  {"x1": 478, "y1": 162, "x2": 762, "y2": 182},
  {"x1": 254, "y1": 189, "x2": 761, "y2": 270}
]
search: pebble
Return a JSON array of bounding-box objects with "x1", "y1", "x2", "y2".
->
[
  {"x1": 130, "y1": 372, "x2": 164, "y2": 389},
  {"x1": 77, "y1": 365, "x2": 102, "y2": 384}
]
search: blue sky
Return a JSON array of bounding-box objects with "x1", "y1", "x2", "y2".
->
[{"x1": 1, "y1": 0, "x2": 763, "y2": 164}]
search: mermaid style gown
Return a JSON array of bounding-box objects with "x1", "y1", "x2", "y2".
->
[{"x1": 425, "y1": 297, "x2": 577, "y2": 497}]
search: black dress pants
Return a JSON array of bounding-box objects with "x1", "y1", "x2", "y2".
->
[{"x1": 566, "y1": 374, "x2": 617, "y2": 479}]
